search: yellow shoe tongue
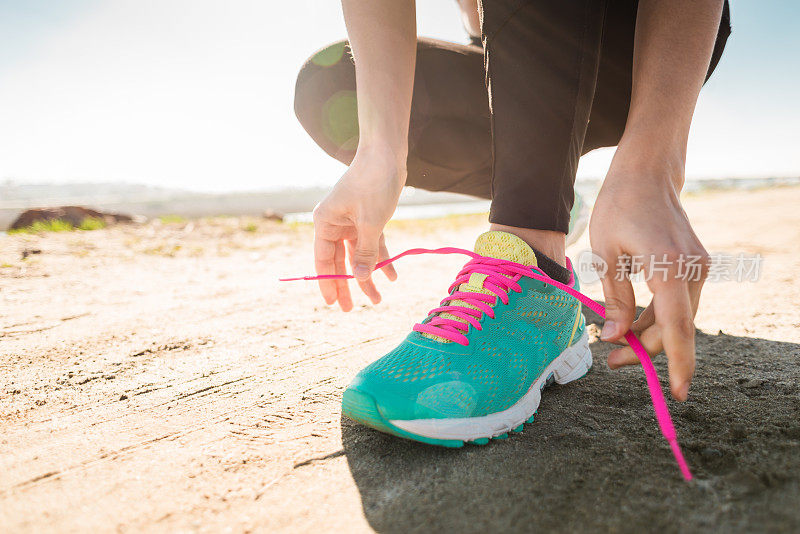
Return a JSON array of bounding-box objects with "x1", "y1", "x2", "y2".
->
[
  {"x1": 421, "y1": 231, "x2": 537, "y2": 343},
  {"x1": 473, "y1": 231, "x2": 538, "y2": 267}
]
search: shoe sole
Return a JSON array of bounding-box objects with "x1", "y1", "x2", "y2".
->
[{"x1": 341, "y1": 329, "x2": 592, "y2": 447}]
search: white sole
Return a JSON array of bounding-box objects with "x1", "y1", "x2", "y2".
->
[{"x1": 390, "y1": 329, "x2": 592, "y2": 441}]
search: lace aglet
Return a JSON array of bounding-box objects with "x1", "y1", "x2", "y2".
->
[{"x1": 669, "y1": 439, "x2": 693, "y2": 481}]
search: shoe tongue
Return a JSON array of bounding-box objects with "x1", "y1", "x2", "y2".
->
[
  {"x1": 473, "y1": 231, "x2": 538, "y2": 267},
  {"x1": 421, "y1": 231, "x2": 537, "y2": 343}
]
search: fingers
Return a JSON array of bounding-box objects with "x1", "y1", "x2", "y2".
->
[
  {"x1": 607, "y1": 282, "x2": 697, "y2": 401},
  {"x1": 652, "y1": 281, "x2": 695, "y2": 401},
  {"x1": 605, "y1": 265, "x2": 706, "y2": 402},
  {"x1": 347, "y1": 233, "x2": 397, "y2": 306},
  {"x1": 351, "y1": 224, "x2": 382, "y2": 281},
  {"x1": 333, "y1": 240, "x2": 353, "y2": 312},
  {"x1": 347, "y1": 239, "x2": 381, "y2": 305},
  {"x1": 632, "y1": 301, "x2": 656, "y2": 333},
  {"x1": 378, "y1": 234, "x2": 398, "y2": 281},
  {"x1": 599, "y1": 268, "x2": 637, "y2": 343},
  {"x1": 314, "y1": 224, "x2": 392, "y2": 309},
  {"x1": 356, "y1": 278, "x2": 382, "y2": 305},
  {"x1": 313, "y1": 228, "x2": 354, "y2": 311},
  {"x1": 608, "y1": 324, "x2": 663, "y2": 370},
  {"x1": 608, "y1": 302, "x2": 655, "y2": 346},
  {"x1": 314, "y1": 235, "x2": 338, "y2": 306},
  {"x1": 355, "y1": 277, "x2": 381, "y2": 305},
  {"x1": 687, "y1": 276, "x2": 706, "y2": 317}
]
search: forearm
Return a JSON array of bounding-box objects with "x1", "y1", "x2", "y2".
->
[
  {"x1": 620, "y1": 0, "x2": 724, "y2": 180},
  {"x1": 342, "y1": 0, "x2": 416, "y2": 171}
]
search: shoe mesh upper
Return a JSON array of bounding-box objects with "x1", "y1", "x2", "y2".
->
[{"x1": 353, "y1": 269, "x2": 583, "y2": 419}]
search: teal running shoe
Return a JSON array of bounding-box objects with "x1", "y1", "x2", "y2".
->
[{"x1": 341, "y1": 231, "x2": 592, "y2": 447}]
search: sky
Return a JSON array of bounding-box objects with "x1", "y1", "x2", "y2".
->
[{"x1": 0, "y1": 0, "x2": 797, "y2": 192}]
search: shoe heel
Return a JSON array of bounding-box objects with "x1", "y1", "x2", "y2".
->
[{"x1": 553, "y1": 331, "x2": 592, "y2": 385}]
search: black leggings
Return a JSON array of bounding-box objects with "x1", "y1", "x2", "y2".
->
[{"x1": 294, "y1": 0, "x2": 730, "y2": 233}]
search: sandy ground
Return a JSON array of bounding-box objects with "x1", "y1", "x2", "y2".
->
[{"x1": 1, "y1": 186, "x2": 799, "y2": 533}]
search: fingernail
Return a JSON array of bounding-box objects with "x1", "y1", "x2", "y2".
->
[
  {"x1": 354, "y1": 264, "x2": 370, "y2": 281},
  {"x1": 600, "y1": 321, "x2": 616, "y2": 340}
]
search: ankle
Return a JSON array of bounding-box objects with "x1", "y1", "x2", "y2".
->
[{"x1": 489, "y1": 224, "x2": 566, "y2": 267}]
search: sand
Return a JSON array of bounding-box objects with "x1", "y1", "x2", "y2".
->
[{"x1": 1, "y1": 186, "x2": 799, "y2": 533}]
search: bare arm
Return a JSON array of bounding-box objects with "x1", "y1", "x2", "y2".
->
[
  {"x1": 591, "y1": 0, "x2": 724, "y2": 400},
  {"x1": 312, "y1": 1, "x2": 417, "y2": 310},
  {"x1": 624, "y1": 0, "x2": 724, "y2": 169},
  {"x1": 342, "y1": 0, "x2": 417, "y2": 162}
]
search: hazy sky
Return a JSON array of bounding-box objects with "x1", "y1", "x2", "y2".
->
[{"x1": 0, "y1": 1, "x2": 797, "y2": 192}]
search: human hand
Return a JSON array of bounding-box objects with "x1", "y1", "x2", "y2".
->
[
  {"x1": 589, "y1": 148, "x2": 709, "y2": 401},
  {"x1": 312, "y1": 149, "x2": 403, "y2": 311}
]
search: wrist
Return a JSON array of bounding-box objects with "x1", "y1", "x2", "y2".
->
[
  {"x1": 619, "y1": 115, "x2": 689, "y2": 161},
  {"x1": 351, "y1": 144, "x2": 408, "y2": 186},
  {"x1": 356, "y1": 134, "x2": 408, "y2": 161},
  {"x1": 610, "y1": 133, "x2": 687, "y2": 191},
  {"x1": 357, "y1": 122, "x2": 410, "y2": 167}
]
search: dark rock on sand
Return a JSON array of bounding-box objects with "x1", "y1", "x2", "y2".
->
[
  {"x1": 9, "y1": 206, "x2": 135, "y2": 231},
  {"x1": 262, "y1": 209, "x2": 284, "y2": 222}
]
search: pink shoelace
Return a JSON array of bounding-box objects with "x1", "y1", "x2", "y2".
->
[
  {"x1": 412, "y1": 255, "x2": 533, "y2": 345},
  {"x1": 280, "y1": 247, "x2": 693, "y2": 481}
]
